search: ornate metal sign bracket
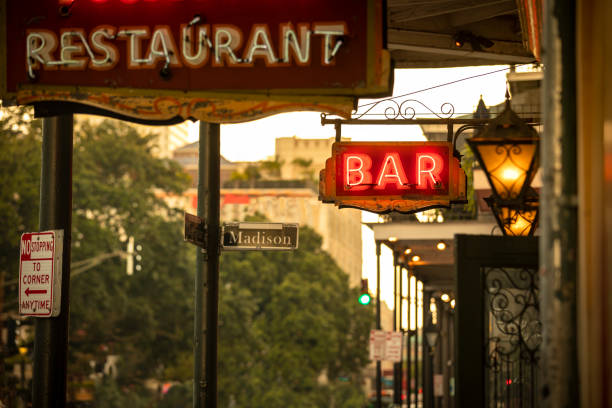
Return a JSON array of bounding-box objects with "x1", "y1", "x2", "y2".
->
[{"x1": 320, "y1": 98, "x2": 539, "y2": 157}]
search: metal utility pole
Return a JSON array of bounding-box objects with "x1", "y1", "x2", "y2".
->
[
  {"x1": 540, "y1": 0, "x2": 578, "y2": 406},
  {"x1": 406, "y1": 267, "x2": 412, "y2": 408},
  {"x1": 393, "y1": 253, "x2": 401, "y2": 406},
  {"x1": 398, "y1": 263, "x2": 403, "y2": 406},
  {"x1": 194, "y1": 122, "x2": 221, "y2": 408},
  {"x1": 32, "y1": 115, "x2": 73, "y2": 408},
  {"x1": 375, "y1": 241, "x2": 382, "y2": 408}
]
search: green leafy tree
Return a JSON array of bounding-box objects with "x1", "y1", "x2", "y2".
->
[
  {"x1": 259, "y1": 157, "x2": 284, "y2": 179},
  {"x1": 93, "y1": 377, "x2": 151, "y2": 408},
  {"x1": 0, "y1": 106, "x2": 42, "y2": 311},
  {"x1": 158, "y1": 381, "x2": 192, "y2": 408},
  {"x1": 219, "y1": 224, "x2": 373, "y2": 408},
  {"x1": 229, "y1": 163, "x2": 262, "y2": 187},
  {"x1": 0, "y1": 106, "x2": 42, "y2": 407},
  {"x1": 461, "y1": 144, "x2": 477, "y2": 215},
  {"x1": 1, "y1": 109, "x2": 373, "y2": 408},
  {"x1": 68, "y1": 119, "x2": 194, "y2": 393},
  {"x1": 292, "y1": 157, "x2": 314, "y2": 181}
]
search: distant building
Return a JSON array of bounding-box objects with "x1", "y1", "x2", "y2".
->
[
  {"x1": 172, "y1": 141, "x2": 239, "y2": 188},
  {"x1": 171, "y1": 137, "x2": 363, "y2": 287},
  {"x1": 275, "y1": 137, "x2": 337, "y2": 180},
  {"x1": 134, "y1": 123, "x2": 192, "y2": 159},
  {"x1": 218, "y1": 186, "x2": 363, "y2": 287},
  {"x1": 75, "y1": 116, "x2": 192, "y2": 160}
]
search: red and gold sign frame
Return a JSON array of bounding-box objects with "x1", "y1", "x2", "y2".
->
[
  {"x1": 319, "y1": 141, "x2": 467, "y2": 213},
  {"x1": 0, "y1": 0, "x2": 391, "y2": 123}
]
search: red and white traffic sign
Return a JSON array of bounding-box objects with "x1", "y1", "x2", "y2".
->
[
  {"x1": 369, "y1": 330, "x2": 403, "y2": 362},
  {"x1": 369, "y1": 330, "x2": 387, "y2": 361},
  {"x1": 19, "y1": 230, "x2": 63, "y2": 317},
  {"x1": 385, "y1": 332, "x2": 403, "y2": 362}
]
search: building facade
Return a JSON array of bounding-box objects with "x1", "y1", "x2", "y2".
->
[{"x1": 171, "y1": 138, "x2": 364, "y2": 288}]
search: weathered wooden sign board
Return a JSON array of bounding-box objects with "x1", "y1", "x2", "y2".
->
[{"x1": 0, "y1": 0, "x2": 392, "y2": 123}]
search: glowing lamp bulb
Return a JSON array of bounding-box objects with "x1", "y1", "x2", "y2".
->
[
  {"x1": 502, "y1": 168, "x2": 520, "y2": 181},
  {"x1": 450, "y1": 299, "x2": 456, "y2": 309},
  {"x1": 508, "y1": 217, "x2": 530, "y2": 235},
  {"x1": 358, "y1": 293, "x2": 372, "y2": 305},
  {"x1": 436, "y1": 241, "x2": 447, "y2": 251},
  {"x1": 388, "y1": 237, "x2": 398, "y2": 242},
  {"x1": 404, "y1": 248, "x2": 412, "y2": 255},
  {"x1": 441, "y1": 293, "x2": 450, "y2": 302},
  {"x1": 411, "y1": 255, "x2": 421, "y2": 262}
]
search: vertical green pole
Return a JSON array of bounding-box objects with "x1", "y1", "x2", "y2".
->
[
  {"x1": 194, "y1": 122, "x2": 220, "y2": 408},
  {"x1": 406, "y1": 267, "x2": 412, "y2": 407},
  {"x1": 194, "y1": 124, "x2": 206, "y2": 407},
  {"x1": 421, "y1": 289, "x2": 433, "y2": 407},
  {"x1": 205, "y1": 123, "x2": 220, "y2": 408},
  {"x1": 33, "y1": 115, "x2": 73, "y2": 408},
  {"x1": 375, "y1": 241, "x2": 382, "y2": 408},
  {"x1": 393, "y1": 253, "x2": 401, "y2": 405},
  {"x1": 398, "y1": 264, "x2": 403, "y2": 405},
  {"x1": 415, "y1": 278, "x2": 421, "y2": 408}
]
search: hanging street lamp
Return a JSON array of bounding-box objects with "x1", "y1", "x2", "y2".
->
[
  {"x1": 467, "y1": 94, "x2": 540, "y2": 236},
  {"x1": 484, "y1": 187, "x2": 539, "y2": 236}
]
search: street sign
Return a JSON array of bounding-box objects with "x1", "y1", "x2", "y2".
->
[
  {"x1": 1, "y1": 0, "x2": 391, "y2": 124},
  {"x1": 369, "y1": 330, "x2": 402, "y2": 362},
  {"x1": 319, "y1": 141, "x2": 467, "y2": 213},
  {"x1": 19, "y1": 230, "x2": 63, "y2": 317},
  {"x1": 434, "y1": 374, "x2": 444, "y2": 397},
  {"x1": 184, "y1": 212, "x2": 206, "y2": 248},
  {"x1": 369, "y1": 330, "x2": 387, "y2": 361},
  {"x1": 222, "y1": 222, "x2": 298, "y2": 251},
  {"x1": 385, "y1": 331, "x2": 403, "y2": 362}
]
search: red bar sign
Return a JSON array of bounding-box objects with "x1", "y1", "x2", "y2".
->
[{"x1": 319, "y1": 142, "x2": 467, "y2": 214}]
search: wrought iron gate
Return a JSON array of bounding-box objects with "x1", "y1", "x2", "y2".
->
[
  {"x1": 483, "y1": 266, "x2": 540, "y2": 407},
  {"x1": 455, "y1": 235, "x2": 539, "y2": 408}
]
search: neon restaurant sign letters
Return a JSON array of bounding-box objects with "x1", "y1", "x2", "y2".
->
[
  {"x1": 319, "y1": 142, "x2": 467, "y2": 213},
  {"x1": 1, "y1": 0, "x2": 391, "y2": 123},
  {"x1": 23, "y1": 22, "x2": 349, "y2": 75}
]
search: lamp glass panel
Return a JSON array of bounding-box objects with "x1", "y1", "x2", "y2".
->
[
  {"x1": 425, "y1": 331, "x2": 439, "y2": 347},
  {"x1": 474, "y1": 142, "x2": 537, "y2": 200},
  {"x1": 499, "y1": 206, "x2": 538, "y2": 236}
]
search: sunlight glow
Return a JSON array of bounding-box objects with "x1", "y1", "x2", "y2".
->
[{"x1": 502, "y1": 168, "x2": 520, "y2": 181}]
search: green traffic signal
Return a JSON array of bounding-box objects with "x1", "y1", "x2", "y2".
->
[{"x1": 358, "y1": 292, "x2": 371, "y2": 305}]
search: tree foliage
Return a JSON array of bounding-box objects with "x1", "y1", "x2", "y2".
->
[
  {"x1": 68, "y1": 119, "x2": 194, "y2": 390},
  {"x1": 219, "y1": 224, "x2": 373, "y2": 408},
  {"x1": 0, "y1": 109, "x2": 374, "y2": 407},
  {"x1": 0, "y1": 107, "x2": 42, "y2": 306},
  {"x1": 292, "y1": 157, "x2": 315, "y2": 181},
  {"x1": 259, "y1": 157, "x2": 284, "y2": 179}
]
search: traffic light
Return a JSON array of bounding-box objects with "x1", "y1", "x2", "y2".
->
[
  {"x1": 126, "y1": 236, "x2": 142, "y2": 276},
  {"x1": 358, "y1": 278, "x2": 371, "y2": 305},
  {"x1": 7, "y1": 319, "x2": 18, "y2": 355}
]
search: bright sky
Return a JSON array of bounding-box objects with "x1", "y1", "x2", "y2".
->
[
  {"x1": 192, "y1": 65, "x2": 510, "y2": 312},
  {"x1": 190, "y1": 66, "x2": 509, "y2": 162}
]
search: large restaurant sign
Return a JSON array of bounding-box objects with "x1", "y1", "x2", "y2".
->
[
  {"x1": 319, "y1": 142, "x2": 467, "y2": 213},
  {"x1": 0, "y1": 0, "x2": 391, "y2": 123}
]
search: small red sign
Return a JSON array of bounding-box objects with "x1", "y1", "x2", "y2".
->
[
  {"x1": 319, "y1": 142, "x2": 467, "y2": 213},
  {"x1": 19, "y1": 230, "x2": 63, "y2": 317}
]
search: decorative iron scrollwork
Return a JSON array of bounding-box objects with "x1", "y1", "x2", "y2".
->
[
  {"x1": 483, "y1": 266, "x2": 541, "y2": 407},
  {"x1": 352, "y1": 99, "x2": 455, "y2": 120}
]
